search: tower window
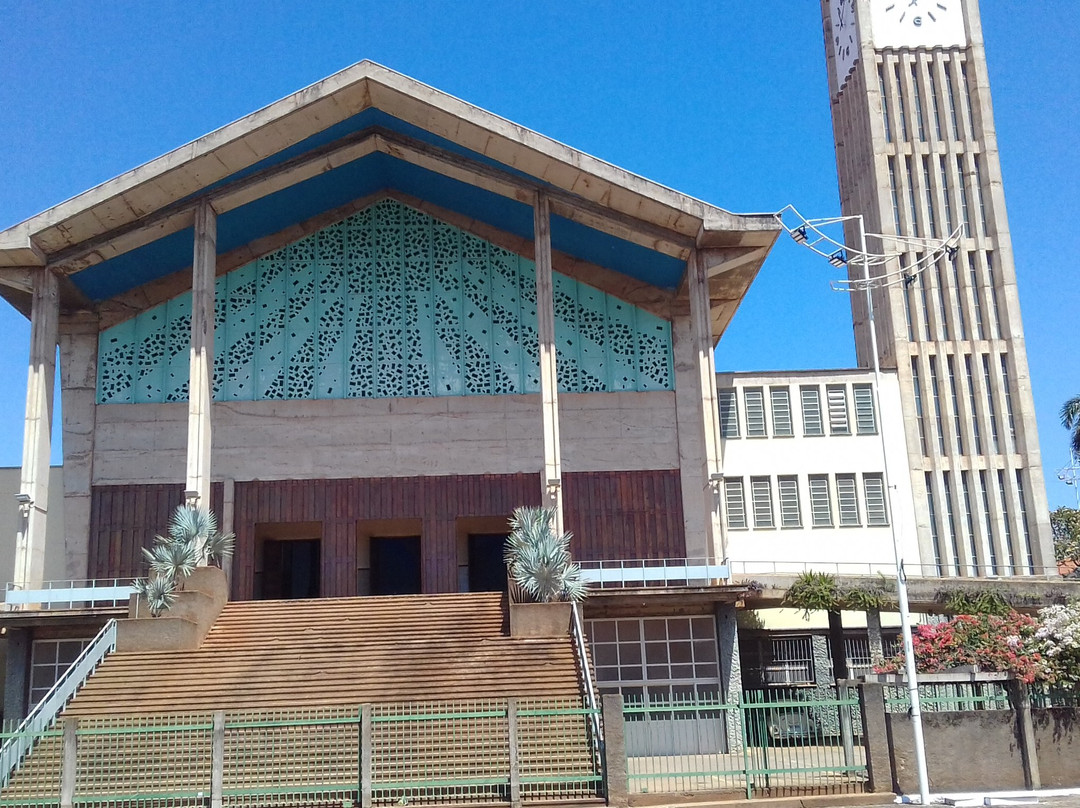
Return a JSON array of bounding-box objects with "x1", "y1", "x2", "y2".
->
[
  {"x1": 744, "y1": 387, "x2": 767, "y2": 437},
  {"x1": 770, "y1": 387, "x2": 793, "y2": 437},
  {"x1": 853, "y1": 384, "x2": 877, "y2": 434},
  {"x1": 751, "y1": 477, "x2": 775, "y2": 528},
  {"x1": 826, "y1": 385, "x2": 850, "y2": 435},
  {"x1": 864, "y1": 474, "x2": 888, "y2": 526},
  {"x1": 801, "y1": 386, "x2": 824, "y2": 436},
  {"x1": 836, "y1": 474, "x2": 860, "y2": 526},
  {"x1": 725, "y1": 478, "x2": 747, "y2": 529},
  {"x1": 778, "y1": 476, "x2": 801, "y2": 528},
  {"x1": 809, "y1": 475, "x2": 833, "y2": 527},
  {"x1": 719, "y1": 388, "x2": 739, "y2": 438}
]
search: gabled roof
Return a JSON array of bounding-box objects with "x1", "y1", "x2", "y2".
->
[{"x1": 0, "y1": 61, "x2": 779, "y2": 336}]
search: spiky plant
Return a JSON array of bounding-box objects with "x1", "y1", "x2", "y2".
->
[
  {"x1": 142, "y1": 534, "x2": 199, "y2": 586},
  {"x1": 133, "y1": 575, "x2": 177, "y2": 617},
  {"x1": 167, "y1": 505, "x2": 236, "y2": 567},
  {"x1": 504, "y1": 506, "x2": 587, "y2": 603}
]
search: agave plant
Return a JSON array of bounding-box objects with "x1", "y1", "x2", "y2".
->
[
  {"x1": 504, "y1": 506, "x2": 586, "y2": 603},
  {"x1": 133, "y1": 505, "x2": 235, "y2": 616},
  {"x1": 133, "y1": 575, "x2": 178, "y2": 618}
]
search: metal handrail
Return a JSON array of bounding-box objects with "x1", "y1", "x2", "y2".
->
[
  {"x1": 727, "y1": 559, "x2": 1064, "y2": 578},
  {"x1": 569, "y1": 601, "x2": 604, "y2": 765},
  {"x1": 0, "y1": 618, "x2": 118, "y2": 787},
  {"x1": 4, "y1": 578, "x2": 136, "y2": 610},
  {"x1": 577, "y1": 557, "x2": 731, "y2": 587}
]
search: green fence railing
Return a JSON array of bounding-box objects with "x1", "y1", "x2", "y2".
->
[
  {"x1": 622, "y1": 687, "x2": 866, "y2": 799},
  {"x1": 0, "y1": 698, "x2": 602, "y2": 808}
]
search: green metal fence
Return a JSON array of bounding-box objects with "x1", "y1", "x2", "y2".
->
[
  {"x1": 622, "y1": 687, "x2": 866, "y2": 799},
  {"x1": 0, "y1": 699, "x2": 602, "y2": 807},
  {"x1": 884, "y1": 682, "x2": 1010, "y2": 712}
]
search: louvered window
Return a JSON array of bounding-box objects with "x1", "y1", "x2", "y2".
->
[
  {"x1": 836, "y1": 474, "x2": 860, "y2": 526},
  {"x1": 853, "y1": 384, "x2": 877, "y2": 434},
  {"x1": 724, "y1": 479, "x2": 746, "y2": 529},
  {"x1": 770, "y1": 387, "x2": 793, "y2": 437},
  {"x1": 719, "y1": 389, "x2": 739, "y2": 438},
  {"x1": 778, "y1": 476, "x2": 801, "y2": 528},
  {"x1": 801, "y1": 386, "x2": 824, "y2": 436},
  {"x1": 809, "y1": 476, "x2": 832, "y2": 527},
  {"x1": 827, "y1": 385, "x2": 850, "y2": 435},
  {"x1": 744, "y1": 388, "x2": 766, "y2": 437},
  {"x1": 864, "y1": 475, "x2": 888, "y2": 525},
  {"x1": 751, "y1": 477, "x2": 774, "y2": 528}
]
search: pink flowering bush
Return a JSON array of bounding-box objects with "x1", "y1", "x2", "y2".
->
[{"x1": 876, "y1": 611, "x2": 1051, "y2": 684}]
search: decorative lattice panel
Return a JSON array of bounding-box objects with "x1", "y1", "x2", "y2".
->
[{"x1": 97, "y1": 199, "x2": 673, "y2": 404}]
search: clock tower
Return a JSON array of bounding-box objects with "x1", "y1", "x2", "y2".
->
[{"x1": 821, "y1": 0, "x2": 1054, "y2": 576}]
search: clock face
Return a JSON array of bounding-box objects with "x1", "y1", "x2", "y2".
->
[
  {"x1": 869, "y1": 0, "x2": 967, "y2": 48},
  {"x1": 832, "y1": 0, "x2": 859, "y2": 89}
]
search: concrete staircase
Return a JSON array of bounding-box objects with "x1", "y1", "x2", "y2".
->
[{"x1": 0, "y1": 592, "x2": 598, "y2": 804}]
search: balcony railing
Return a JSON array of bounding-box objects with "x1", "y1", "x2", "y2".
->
[
  {"x1": 578, "y1": 558, "x2": 730, "y2": 588},
  {"x1": 727, "y1": 560, "x2": 1064, "y2": 579},
  {"x1": 3, "y1": 579, "x2": 136, "y2": 611}
]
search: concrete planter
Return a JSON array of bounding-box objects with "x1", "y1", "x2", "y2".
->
[
  {"x1": 509, "y1": 600, "x2": 572, "y2": 638},
  {"x1": 116, "y1": 616, "x2": 201, "y2": 652},
  {"x1": 123, "y1": 565, "x2": 230, "y2": 651}
]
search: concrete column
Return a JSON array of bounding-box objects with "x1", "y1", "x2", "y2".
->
[
  {"x1": 507, "y1": 698, "x2": 521, "y2": 808},
  {"x1": 811, "y1": 634, "x2": 832, "y2": 686},
  {"x1": 1005, "y1": 680, "x2": 1040, "y2": 790},
  {"x1": 533, "y1": 192, "x2": 564, "y2": 535},
  {"x1": 58, "y1": 312, "x2": 99, "y2": 582},
  {"x1": 716, "y1": 602, "x2": 743, "y2": 752},
  {"x1": 3, "y1": 628, "x2": 31, "y2": 723},
  {"x1": 60, "y1": 717, "x2": 77, "y2": 808},
  {"x1": 210, "y1": 710, "x2": 225, "y2": 808},
  {"x1": 14, "y1": 270, "x2": 59, "y2": 595},
  {"x1": 856, "y1": 683, "x2": 894, "y2": 793},
  {"x1": 866, "y1": 609, "x2": 885, "y2": 664},
  {"x1": 360, "y1": 704, "x2": 373, "y2": 808},
  {"x1": 600, "y1": 694, "x2": 628, "y2": 808},
  {"x1": 187, "y1": 202, "x2": 216, "y2": 525},
  {"x1": 828, "y1": 610, "x2": 848, "y2": 681}
]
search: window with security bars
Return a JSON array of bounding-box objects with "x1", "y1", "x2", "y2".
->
[
  {"x1": 826, "y1": 385, "x2": 850, "y2": 435},
  {"x1": 864, "y1": 474, "x2": 889, "y2": 526},
  {"x1": 778, "y1": 476, "x2": 801, "y2": 528},
  {"x1": 744, "y1": 387, "x2": 766, "y2": 437},
  {"x1": 30, "y1": 638, "x2": 92, "y2": 707},
  {"x1": 718, "y1": 388, "x2": 739, "y2": 438},
  {"x1": 764, "y1": 636, "x2": 814, "y2": 686},
  {"x1": 586, "y1": 616, "x2": 721, "y2": 705},
  {"x1": 751, "y1": 477, "x2": 774, "y2": 528},
  {"x1": 770, "y1": 387, "x2": 793, "y2": 436},
  {"x1": 836, "y1": 474, "x2": 860, "y2": 526},
  {"x1": 809, "y1": 475, "x2": 832, "y2": 527},
  {"x1": 853, "y1": 384, "x2": 877, "y2": 434},
  {"x1": 845, "y1": 635, "x2": 901, "y2": 678},
  {"x1": 724, "y1": 478, "x2": 747, "y2": 529},
  {"x1": 801, "y1": 386, "x2": 824, "y2": 436}
]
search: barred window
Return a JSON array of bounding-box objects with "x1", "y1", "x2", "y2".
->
[
  {"x1": 751, "y1": 477, "x2": 774, "y2": 529},
  {"x1": 724, "y1": 478, "x2": 747, "y2": 529},
  {"x1": 809, "y1": 475, "x2": 833, "y2": 527},
  {"x1": 801, "y1": 386, "x2": 824, "y2": 436},
  {"x1": 827, "y1": 385, "x2": 850, "y2": 435},
  {"x1": 864, "y1": 474, "x2": 889, "y2": 526},
  {"x1": 853, "y1": 384, "x2": 877, "y2": 434},
  {"x1": 778, "y1": 476, "x2": 801, "y2": 528},
  {"x1": 770, "y1": 387, "x2": 793, "y2": 437},
  {"x1": 837, "y1": 474, "x2": 860, "y2": 526},
  {"x1": 719, "y1": 389, "x2": 739, "y2": 438},
  {"x1": 744, "y1": 388, "x2": 767, "y2": 437}
]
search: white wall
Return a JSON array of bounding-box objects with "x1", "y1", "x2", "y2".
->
[
  {"x1": 0, "y1": 466, "x2": 68, "y2": 587},
  {"x1": 717, "y1": 368, "x2": 922, "y2": 574}
]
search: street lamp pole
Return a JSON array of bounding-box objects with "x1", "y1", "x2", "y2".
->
[{"x1": 853, "y1": 214, "x2": 930, "y2": 805}]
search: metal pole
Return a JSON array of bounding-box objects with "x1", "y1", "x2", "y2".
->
[{"x1": 857, "y1": 216, "x2": 930, "y2": 804}]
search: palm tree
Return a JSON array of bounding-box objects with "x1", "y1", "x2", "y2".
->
[
  {"x1": 504, "y1": 506, "x2": 586, "y2": 603},
  {"x1": 1063, "y1": 395, "x2": 1080, "y2": 457}
]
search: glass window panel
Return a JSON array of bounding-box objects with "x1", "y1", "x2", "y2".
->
[
  {"x1": 809, "y1": 475, "x2": 833, "y2": 526},
  {"x1": 853, "y1": 384, "x2": 877, "y2": 434},
  {"x1": 865, "y1": 474, "x2": 889, "y2": 526},
  {"x1": 670, "y1": 664, "x2": 694, "y2": 679},
  {"x1": 718, "y1": 388, "x2": 739, "y2": 438},
  {"x1": 837, "y1": 474, "x2": 860, "y2": 526},
  {"x1": 801, "y1": 386, "x2": 824, "y2": 436},
  {"x1": 645, "y1": 642, "x2": 669, "y2": 664},
  {"x1": 695, "y1": 663, "x2": 720, "y2": 679},
  {"x1": 693, "y1": 639, "x2": 718, "y2": 662},
  {"x1": 778, "y1": 476, "x2": 801, "y2": 528},
  {"x1": 744, "y1": 387, "x2": 767, "y2": 437},
  {"x1": 595, "y1": 645, "x2": 619, "y2": 666},
  {"x1": 770, "y1": 387, "x2": 793, "y2": 436},
  {"x1": 670, "y1": 641, "x2": 693, "y2": 663},
  {"x1": 646, "y1": 665, "x2": 669, "y2": 681},
  {"x1": 620, "y1": 642, "x2": 642, "y2": 664},
  {"x1": 724, "y1": 478, "x2": 747, "y2": 529},
  {"x1": 617, "y1": 621, "x2": 642, "y2": 642},
  {"x1": 643, "y1": 620, "x2": 667, "y2": 641},
  {"x1": 667, "y1": 619, "x2": 691, "y2": 640},
  {"x1": 751, "y1": 477, "x2": 774, "y2": 528},
  {"x1": 827, "y1": 385, "x2": 850, "y2": 434},
  {"x1": 590, "y1": 620, "x2": 616, "y2": 643}
]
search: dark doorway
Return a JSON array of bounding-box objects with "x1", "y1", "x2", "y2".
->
[
  {"x1": 468, "y1": 533, "x2": 509, "y2": 593},
  {"x1": 260, "y1": 538, "x2": 321, "y2": 600},
  {"x1": 370, "y1": 536, "x2": 422, "y2": 595}
]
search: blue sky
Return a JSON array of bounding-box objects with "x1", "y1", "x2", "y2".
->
[{"x1": 0, "y1": 1, "x2": 1076, "y2": 507}]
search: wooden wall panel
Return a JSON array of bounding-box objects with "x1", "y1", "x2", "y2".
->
[
  {"x1": 89, "y1": 483, "x2": 224, "y2": 580},
  {"x1": 89, "y1": 470, "x2": 684, "y2": 596}
]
